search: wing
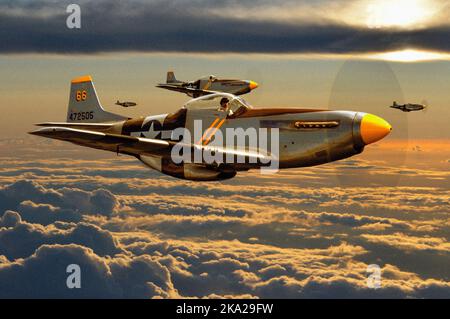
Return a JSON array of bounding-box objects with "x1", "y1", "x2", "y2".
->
[
  {"x1": 156, "y1": 84, "x2": 216, "y2": 97},
  {"x1": 29, "y1": 127, "x2": 171, "y2": 156},
  {"x1": 172, "y1": 142, "x2": 273, "y2": 165},
  {"x1": 29, "y1": 127, "x2": 273, "y2": 164}
]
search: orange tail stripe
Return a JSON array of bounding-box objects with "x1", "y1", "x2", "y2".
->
[
  {"x1": 203, "y1": 118, "x2": 226, "y2": 145},
  {"x1": 197, "y1": 117, "x2": 220, "y2": 145}
]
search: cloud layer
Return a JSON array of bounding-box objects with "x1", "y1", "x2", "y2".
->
[
  {"x1": 1, "y1": 0, "x2": 450, "y2": 54},
  {"x1": 0, "y1": 140, "x2": 448, "y2": 298}
]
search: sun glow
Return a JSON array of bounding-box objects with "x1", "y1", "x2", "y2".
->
[
  {"x1": 365, "y1": 0, "x2": 436, "y2": 29},
  {"x1": 368, "y1": 49, "x2": 450, "y2": 62}
]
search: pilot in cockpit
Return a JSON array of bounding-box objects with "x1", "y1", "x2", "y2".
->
[
  {"x1": 219, "y1": 97, "x2": 229, "y2": 110},
  {"x1": 219, "y1": 97, "x2": 233, "y2": 116},
  {"x1": 218, "y1": 97, "x2": 233, "y2": 116}
]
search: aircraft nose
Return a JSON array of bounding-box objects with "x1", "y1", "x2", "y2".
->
[
  {"x1": 360, "y1": 113, "x2": 392, "y2": 145},
  {"x1": 248, "y1": 81, "x2": 258, "y2": 90}
]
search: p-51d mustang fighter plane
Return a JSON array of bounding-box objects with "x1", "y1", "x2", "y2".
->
[
  {"x1": 390, "y1": 101, "x2": 426, "y2": 112},
  {"x1": 30, "y1": 76, "x2": 392, "y2": 181},
  {"x1": 156, "y1": 71, "x2": 259, "y2": 98},
  {"x1": 116, "y1": 100, "x2": 137, "y2": 108}
]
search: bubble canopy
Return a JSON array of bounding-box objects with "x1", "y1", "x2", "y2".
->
[{"x1": 183, "y1": 93, "x2": 253, "y2": 114}]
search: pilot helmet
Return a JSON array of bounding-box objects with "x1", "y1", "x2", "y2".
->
[{"x1": 220, "y1": 97, "x2": 230, "y2": 106}]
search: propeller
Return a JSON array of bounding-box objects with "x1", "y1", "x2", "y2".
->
[
  {"x1": 245, "y1": 68, "x2": 264, "y2": 105},
  {"x1": 421, "y1": 99, "x2": 429, "y2": 113}
]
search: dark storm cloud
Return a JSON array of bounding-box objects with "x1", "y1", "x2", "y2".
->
[{"x1": 1, "y1": 0, "x2": 449, "y2": 54}]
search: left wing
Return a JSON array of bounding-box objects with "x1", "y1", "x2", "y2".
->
[
  {"x1": 30, "y1": 127, "x2": 274, "y2": 164},
  {"x1": 29, "y1": 127, "x2": 171, "y2": 156}
]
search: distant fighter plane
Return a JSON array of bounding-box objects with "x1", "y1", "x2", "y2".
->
[
  {"x1": 30, "y1": 76, "x2": 392, "y2": 181},
  {"x1": 390, "y1": 101, "x2": 426, "y2": 112},
  {"x1": 156, "y1": 71, "x2": 259, "y2": 98},
  {"x1": 116, "y1": 100, "x2": 137, "y2": 108}
]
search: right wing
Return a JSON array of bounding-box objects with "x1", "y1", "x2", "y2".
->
[{"x1": 156, "y1": 84, "x2": 216, "y2": 97}]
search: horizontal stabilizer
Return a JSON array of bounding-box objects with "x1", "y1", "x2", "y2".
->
[{"x1": 35, "y1": 122, "x2": 116, "y2": 130}]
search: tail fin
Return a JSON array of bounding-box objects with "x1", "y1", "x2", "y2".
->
[
  {"x1": 393, "y1": 101, "x2": 397, "y2": 106},
  {"x1": 166, "y1": 71, "x2": 182, "y2": 84},
  {"x1": 67, "y1": 76, "x2": 127, "y2": 123}
]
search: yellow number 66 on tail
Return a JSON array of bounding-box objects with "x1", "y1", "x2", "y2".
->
[{"x1": 76, "y1": 90, "x2": 87, "y2": 101}]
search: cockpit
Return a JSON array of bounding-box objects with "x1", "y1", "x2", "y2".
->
[
  {"x1": 183, "y1": 93, "x2": 253, "y2": 118},
  {"x1": 199, "y1": 75, "x2": 217, "y2": 81}
]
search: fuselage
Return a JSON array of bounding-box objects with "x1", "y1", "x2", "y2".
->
[
  {"x1": 96, "y1": 107, "x2": 390, "y2": 171},
  {"x1": 181, "y1": 79, "x2": 258, "y2": 97},
  {"x1": 391, "y1": 104, "x2": 425, "y2": 112}
]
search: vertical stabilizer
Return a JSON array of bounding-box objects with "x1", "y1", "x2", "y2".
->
[
  {"x1": 166, "y1": 71, "x2": 182, "y2": 84},
  {"x1": 67, "y1": 75, "x2": 127, "y2": 123}
]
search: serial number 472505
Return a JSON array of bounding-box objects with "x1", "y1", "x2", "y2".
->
[{"x1": 69, "y1": 111, "x2": 94, "y2": 121}]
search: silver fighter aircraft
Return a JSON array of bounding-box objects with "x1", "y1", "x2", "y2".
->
[
  {"x1": 390, "y1": 101, "x2": 426, "y2": 112},
  {"x1": 116, "y1": 100, "x2": 137, "y2": 108},
  {"x1": 156, "y1": 71, "x2": 259, "y2": 97},
  {"x1": 30, "y1": 76, "x2": 392, "y2": 181}
]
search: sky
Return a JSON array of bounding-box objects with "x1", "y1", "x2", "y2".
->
[{"x1": 0, "y1": 0, "x2": 449, "y2": 298}]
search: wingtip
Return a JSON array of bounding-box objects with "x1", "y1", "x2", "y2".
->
[{"x1": 28, "y1": 130, "x2": 41, "y2": 136}]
